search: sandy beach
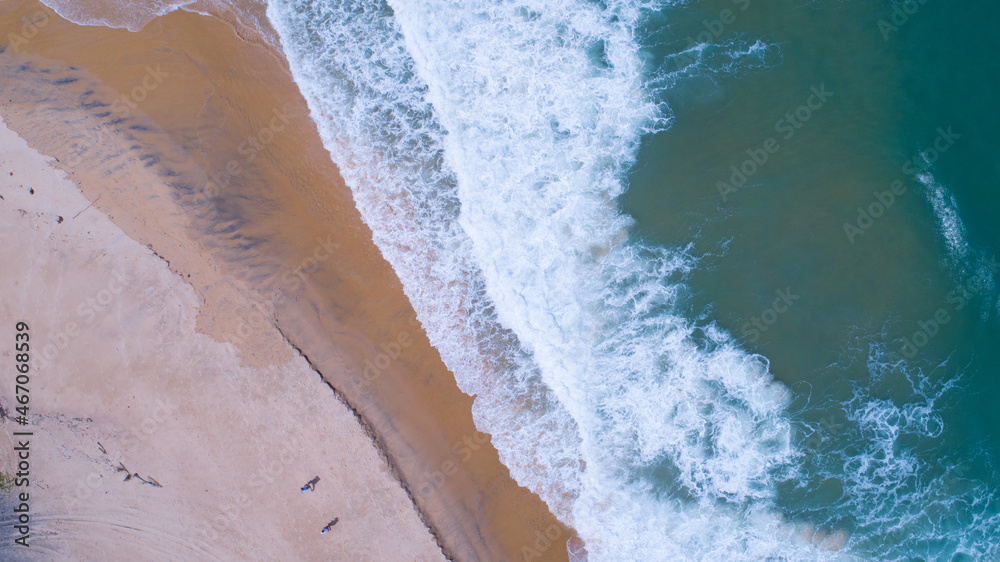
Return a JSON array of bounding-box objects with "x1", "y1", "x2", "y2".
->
[
  {"x1": 0, "y1": 116, "x2": 445, "y2": 560},
  {"x1": 0, "y1": 1, "x2": 571, "y2": 560}
]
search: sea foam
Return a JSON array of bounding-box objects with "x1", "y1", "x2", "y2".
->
[
  {"x1": 795, "y1": 338, "x2": 1000, "y2": 559},
  {"x1": 35, "y1": 0, "x2": 194, "y2": 31},
  {"x1": 266, "y1": 0, "x2": 833, "y2": 558},
  {"x1": 35, "y1": 0, "x2": 279, "y2": 47},
  {"x1": 917, "y1": 168, "x2": 998, "y2": 317}
]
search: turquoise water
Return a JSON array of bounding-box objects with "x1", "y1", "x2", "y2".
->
[{"x1": 625, "y1": 0, "x2": 1000, "y2": 557}]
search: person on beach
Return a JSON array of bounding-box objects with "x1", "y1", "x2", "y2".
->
[
  {"x1": 321, "y1": 518, "x2": 339, "y2": 534},
  {"x1": 301, "y1": 476, "x2": 320, "y2": 493}
]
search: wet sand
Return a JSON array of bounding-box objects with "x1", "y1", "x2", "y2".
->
[{"x1": 0, "y1": 1, "x2": 572, "y2": 559}]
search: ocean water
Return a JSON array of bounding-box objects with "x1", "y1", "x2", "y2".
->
[
  {"x1": 37, "y1": 0, "x2": 1000, "y2": 559},
  {"x1": 622, "y1": 0, "x2": 1000, "y2": 558}
]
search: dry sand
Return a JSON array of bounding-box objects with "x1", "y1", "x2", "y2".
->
[
  {"x1": 0, "y1": 1, "x2": 573, "y2": 560},
  {"x1": 0, "y1": 116, "x2": 445, "y2": 560}
]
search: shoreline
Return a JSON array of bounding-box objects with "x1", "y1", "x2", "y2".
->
[
  {"x1": 1, "y1": 1, "x2": 573, "y2": 559},
  {"x1": 0, "y1": 115, "x2": 445, "y2": 560}
]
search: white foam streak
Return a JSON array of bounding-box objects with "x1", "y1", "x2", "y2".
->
[
  {"x1": 919, "y1": 170, "x2": 970, "y2": 266},
  {"x1": 36, "y1": 0, "x2": 195, "y2": 31},
  {"x1": 918, "y1": 170, "x2": 998, "y2": 316}
]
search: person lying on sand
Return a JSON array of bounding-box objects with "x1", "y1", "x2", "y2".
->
[
  {"x1": 321, "y1": 518, "x2": 339, "y2": 534},
  {"x1": 300, "y1": 476, "x2": 320, "y2": 493}
]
